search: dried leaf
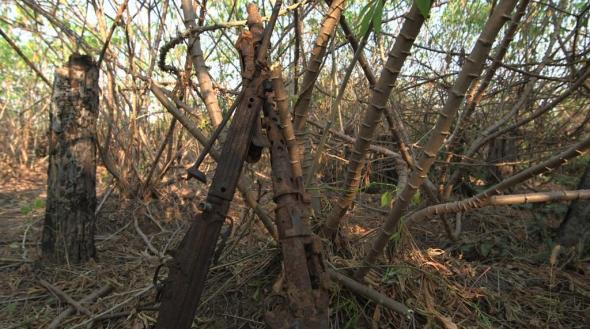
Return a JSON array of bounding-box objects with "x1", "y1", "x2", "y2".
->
[{"x1": 436, "y1": 314, "x2": 459, "y2": 329}]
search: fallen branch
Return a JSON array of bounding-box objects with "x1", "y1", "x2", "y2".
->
[
  {"x1": 0, "y1": 257, "x2": 33, "y2": 263},
  {"x1": 408, "y1": 189, "x2": 590, "y2": 223},
  {"x1": 403, "y1": 136, "x2": 590, "y2": 239},
  {"x1": 328, "y1": 269, "x2": 412, "y2": 318},
  {"x1": 95, "y1": 185, "x2": 114, "y2": 216},
  {"x1": 134, "y1": 216, "x2": 164, "y2": 258},
  {"x1": 69, "y1": 284, "x2": 153, "y2": 329},
  {"x1": 47, "y1": 284, "x2": 113, "y2": 329},
  {"x1": 39, "y1": 279, "x2": 93, "y2": 316}
]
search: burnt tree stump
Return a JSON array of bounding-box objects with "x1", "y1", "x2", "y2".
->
[{"x1": 42, "y1": 54, "x2": 99, "y2": 264}]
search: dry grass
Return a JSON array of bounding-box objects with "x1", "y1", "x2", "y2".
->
[
  {"x1": 331, "y1": 202, "x2": 590, "y2": 328},
  {"x1": 0, "y1": 165, "x2": 588, "y2": 328}
]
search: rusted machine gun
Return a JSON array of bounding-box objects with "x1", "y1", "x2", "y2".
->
[
  {"x1": 154, "y1": 4, "x2": 278, "y2": 329},
  {"x1": 155, "y1": 2, "x2": 329, "y2": 328},
  {"x1": 260, "y1": 67, "x2": 330, "y2": 328}
]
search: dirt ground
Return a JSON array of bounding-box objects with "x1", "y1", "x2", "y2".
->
[{"x1": 1, "y1": 165, "x2": 589, "y2": 328}]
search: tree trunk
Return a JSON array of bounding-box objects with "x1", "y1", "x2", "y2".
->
[
  {"x1": 355, "y1": 0, "x2": 519, "y2": 279},
  {"x1": 181, "y1": 0, "x2": 223, "y2": 126},
  {"x1": 292, "y1": 0, "x2": 345, "y2": 133},
  {"x1": 558, "y1": 160, "x2": 590, "y2": 247},
  {"x1": 323, "y1": 2, "x2": 430, "y2": 236},
  {"x1": 486, "y1": 135, "x2": 517, "y2": 183},
  {"x1": 42, "y1": 54, "x2": 99, "y2": 264}
]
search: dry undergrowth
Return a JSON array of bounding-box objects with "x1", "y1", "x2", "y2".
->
[{"x1": 0, "y1": 165, "x2": 588, "y2": 328}]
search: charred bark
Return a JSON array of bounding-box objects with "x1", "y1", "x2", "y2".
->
[{"x1": 42, "y1": 54, "x2": 99, "y2": 264}]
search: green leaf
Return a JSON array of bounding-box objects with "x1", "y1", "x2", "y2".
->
[
  {"x1": 380, "y1": 191, "x2": 393, "y2": 207},
  {"x1": 6, "y1": 302, "x2": 17, "y2": 314},
  {"x1": 33, "y1": 198, "x2": 45, "y2": 209},
  {"x1": 359, "y1": 1, "x2": 376, "y2": 37},
  {"x1": 358, "y1": 0, "x2": 386, "y2": 36},
  {"x1": 388, "y1": 230, "x2": 401, "y2": 243},
  {"x1": 460, "y1": 244, "x2": 474, "y2": 253},
  {"x1": 20, "y1": 205, "x2": 32, "y2": 215},
  {"x1": 479, "y1": 242, "x2": 493, "y2": 257},
  {"x1": 373, "y1": 0, "x2": 385, "y2": 35},
  {"x1": 416, "y1": 0, "x2": 432, "y2": 18},
  {"x1": 252, "y1": 286, "x2": 261, "y2": 301},
  {"x1": 410, "y1": 190, "x2": 421, "y2": 206},
  {"x1": 357, "y1": 1, "x2": 373, "y2": 27}
]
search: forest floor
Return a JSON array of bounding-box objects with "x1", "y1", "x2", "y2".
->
[{"x1": 0, "y1": 163, "x2": 589, "y2": 328}]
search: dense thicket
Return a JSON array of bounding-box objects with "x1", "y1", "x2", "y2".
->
[{"x1": 1, "y1": 0, "x2": 589, "y2": 327}]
